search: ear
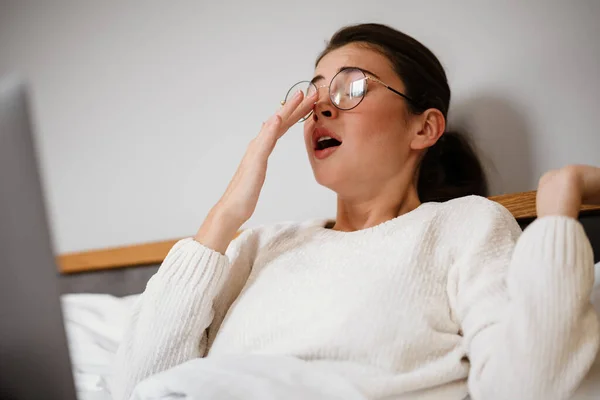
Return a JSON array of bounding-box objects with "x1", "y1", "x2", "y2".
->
[{"x1": 409, "y1": 108, "x2": 446, "y2": 151}]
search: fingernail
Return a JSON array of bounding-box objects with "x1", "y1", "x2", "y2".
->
[{"x1": 294, "y1": 90, "x2": 303, "y2": 99}]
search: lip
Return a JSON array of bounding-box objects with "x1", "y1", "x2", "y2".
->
[
  {"x1": 314, "y1": 145, "x2": 340, "y2": 160},
  {"x1": 311, "y1": 127, "x2": 343, "y2": 160},
  {"x1": 312, "y1": 127, "x2": 342, "y2": 150}
]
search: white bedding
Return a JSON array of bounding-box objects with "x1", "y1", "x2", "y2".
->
[
  {"x1": 61, "y1": 262, "x2": 600, "y2": 400},
  {"x1": 130, "y1": 355, "x2": 366, "y2": 400},
  {"x1": 61, "y1": 293, "x2": 139, "y2": 400}
]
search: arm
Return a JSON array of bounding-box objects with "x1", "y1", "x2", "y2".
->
[
  {"x1": 109, "y1": 88, "x2": 316, "y2": 400},
  {"x1": 454, "y1": 165, "x2": 600, "y2": 399},
  {"x1": 109, "y1": 227, "x2": 258, "y2": 400},
  {"x1": 450, "y1": 202, "x2": 599, "y2": 400}
]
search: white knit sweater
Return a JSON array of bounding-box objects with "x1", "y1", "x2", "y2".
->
[{"x1": 111, "y1": 196, "x2": 600, "y2": 400}]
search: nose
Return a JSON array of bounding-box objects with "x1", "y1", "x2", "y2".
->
[{"x1": 312, "y1": 85, "x2": 338, "y2": 122}]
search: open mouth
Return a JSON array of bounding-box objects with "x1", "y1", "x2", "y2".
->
[
  {"x1": 312, "y1": 127, "x2": 342, "y2": 160},
  {"x1": 315, "y1": 136, "x2": 342, "y2": 150}
]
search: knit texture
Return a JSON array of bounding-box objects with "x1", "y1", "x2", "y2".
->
[{"x1": 110, "y1": 196, "x2": 599, "y2": 400}]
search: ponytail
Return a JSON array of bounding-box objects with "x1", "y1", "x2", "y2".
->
[{"x1": 417, "y1": 130, "x2": 488, "y2": 202}]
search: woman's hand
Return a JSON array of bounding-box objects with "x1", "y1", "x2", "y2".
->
[
  {"x1": 536, "y1": 165, "x2": 600, "y2": 219},
  {"x1": 195, "y1": 90, "x2": 317, "y2": 254}
]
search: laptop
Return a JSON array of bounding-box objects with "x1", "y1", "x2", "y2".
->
[{"x1": 0, "y1": 76, "x2": 78, "y2": 399}]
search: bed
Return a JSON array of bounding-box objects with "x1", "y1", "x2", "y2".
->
[{"x1": 57, "y1": 191, "x2": 600, "y2": 400}]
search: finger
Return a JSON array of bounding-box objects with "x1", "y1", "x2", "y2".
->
[
  {"x1": 284, "y1": 91, "x2": 318, "y2": 129},
  {"x1": 257, "y1": 114, "x2": 282, "y2": 147},
  {"x1": 260, "y1": 113, "x2": 280, "y2": 128},
  {"x1": 278, "y1": 89, "x2": 306, "y2": 122}
]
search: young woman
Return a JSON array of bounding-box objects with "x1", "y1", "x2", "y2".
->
[{"x1": 111, "y1": 23, "x2": 600, "y2": 400}]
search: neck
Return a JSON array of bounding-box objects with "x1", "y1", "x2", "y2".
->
[{"x1": 331, "y1": 182, "x2": 421, "y2": 232}]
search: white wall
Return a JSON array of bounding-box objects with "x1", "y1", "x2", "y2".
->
[{"x1": 1, "y1": 1, "x2": 599, "y2": 254}]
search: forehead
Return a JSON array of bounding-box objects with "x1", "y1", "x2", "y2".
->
[{"x1": 315, "y1": 43, "x2": 395, "y2": 81}]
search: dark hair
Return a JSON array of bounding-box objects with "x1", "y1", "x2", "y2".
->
[{"x1": 316, "y1": 23, "x2": 488, "y2": 202}]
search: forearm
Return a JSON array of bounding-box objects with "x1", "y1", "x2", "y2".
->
[
  {"x1": 109, "y1": 238, "x2": 230, "y2": 400},
  {"x1": 470, "y1": 293, "x2": 598, "y2": 399},
  {"x1": 468, "y1": 217, "x2": 600, "y2": 399},
  {"x1": 195, "y1": 206, "x2": 244, "y2": 255}
]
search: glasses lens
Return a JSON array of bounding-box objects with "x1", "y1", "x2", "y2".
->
[
  {"x1": 330, "y1": 69, "x2": 366, "y2": 110},
  {"x1": 284, "y1": 81, "x2": 317, "y2": 122}
]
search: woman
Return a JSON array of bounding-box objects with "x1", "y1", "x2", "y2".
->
[{"x1": 111, "y1": 23, "x2": 600, "y2": 400}]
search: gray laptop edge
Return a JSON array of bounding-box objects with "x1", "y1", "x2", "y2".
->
[{"x1": 0, "y1": 77, "x2": 77, "y2": 399}]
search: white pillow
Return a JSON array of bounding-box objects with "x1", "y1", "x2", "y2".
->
[
  {"x1": 592, "y1": 262, "x2": 600, "y2": 313},
  {"x1": 591, "y1": 262, "x2": 600, "y2": 366}
]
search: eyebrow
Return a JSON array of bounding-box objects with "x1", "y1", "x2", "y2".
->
[{"x1": 310, "y1": 66, "x2": 381, "y2": 85}]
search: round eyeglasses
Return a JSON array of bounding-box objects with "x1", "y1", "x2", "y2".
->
[{"x1": 281, "y1": 67, "x2": 420, "y2": 122}]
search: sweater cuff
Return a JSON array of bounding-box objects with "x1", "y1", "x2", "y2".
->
[
  {"x1": 515, "y1": 216, "x2": 594, "y2": 268},
  {"x1": 150, "y1": 238, "x2": 230, "y2": 292}
]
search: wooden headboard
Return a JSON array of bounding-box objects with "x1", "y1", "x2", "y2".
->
[{"x1": 57, "y1": 191, "x2": 600, "y2": 275}]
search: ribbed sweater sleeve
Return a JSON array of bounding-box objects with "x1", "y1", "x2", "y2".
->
[
  {"x1": 109, "y1": 232, "x2": 254, "y2": 400},
  {"x1": 449, "y1": 202, "x2": 600, "y2": 400}
]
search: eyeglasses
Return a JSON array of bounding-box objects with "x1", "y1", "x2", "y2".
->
[{"x1": 281, "y1": 67, "x2": 420, "y2": 122}]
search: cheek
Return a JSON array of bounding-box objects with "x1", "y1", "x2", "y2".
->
[
  {"x1": 345, "y1": 108, "x2": 412, "y2": 175},
  {"x1": 351, "y1": 103, "x2": 407, "y2": 149}
]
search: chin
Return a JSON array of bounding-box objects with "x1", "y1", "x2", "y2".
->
[
  {"x1": 311, "y1": 164, "x2": 344, "y2": 192},
  {"x1": 306, "y1": 146, "x2": 349, "y2": 191}
]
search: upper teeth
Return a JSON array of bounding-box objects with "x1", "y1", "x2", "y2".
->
[{"x1": 318, "y1": 136, "x2": 332, "y2": 142}]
